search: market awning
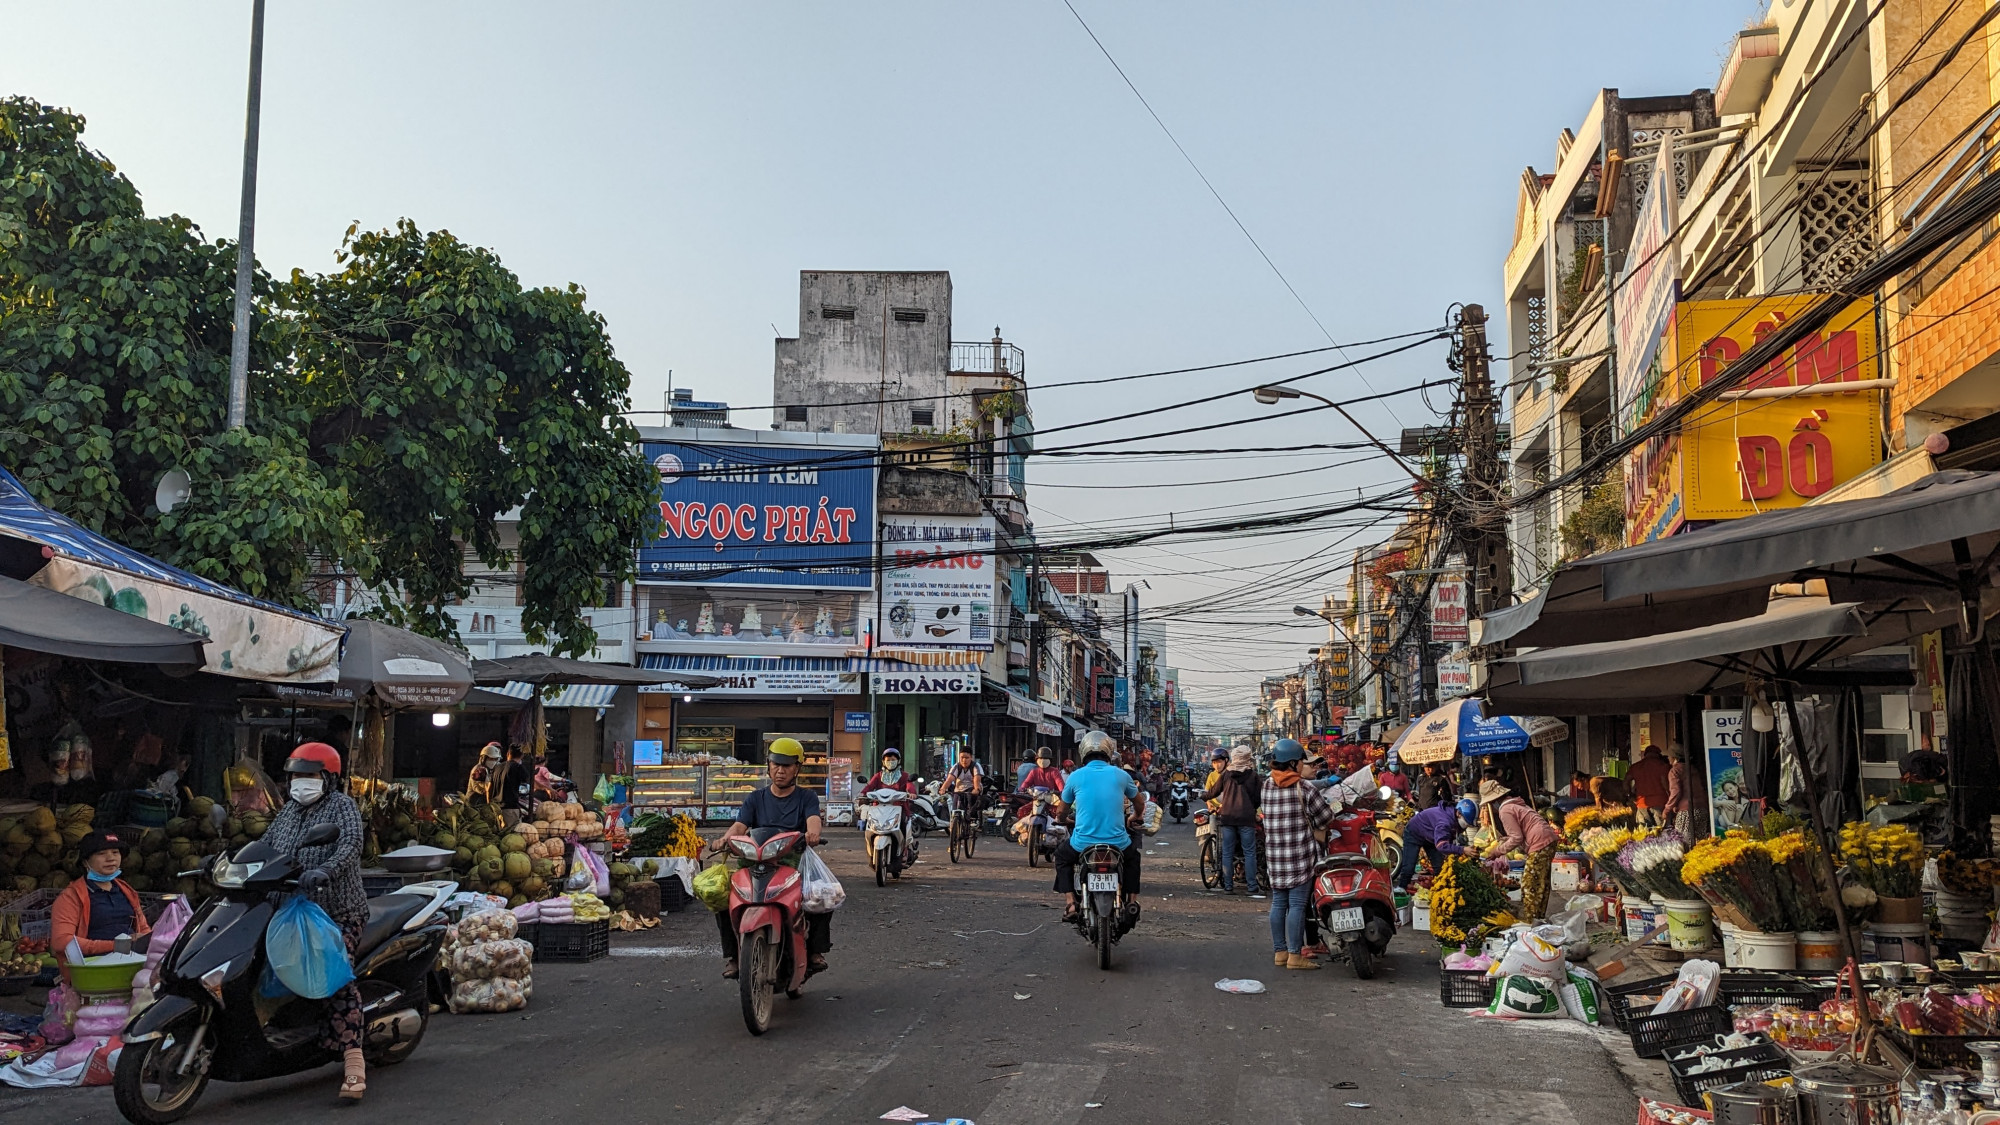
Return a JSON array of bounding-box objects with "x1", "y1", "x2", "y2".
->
[
  {"x1": 0, "y1": 574, "x2": 208, "y2": 666},
  {"x1": 1479, "y1": 470, "x2": 2000, "y2": 650},
  {"x1": 273, "y1": 619, "x2": 472, "y2": 708},
  {"x1": 471, "y1": 653, "x2": 718, "y2": 689},
  {"x1": 488, "y1": 682, "x2": 621, "y2": 709},
  {"x1": 1482, "y1": 597, "x2": 1948, "y2": 716},
  {"x1": 0, "y1": 468, "x2": 342, "y2": 682}
]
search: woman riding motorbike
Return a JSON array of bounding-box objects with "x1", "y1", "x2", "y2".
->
[{"x1": 261, "y1": 742, "x2": 369, "y2": 1101}]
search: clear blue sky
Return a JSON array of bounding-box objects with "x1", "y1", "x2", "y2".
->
[{"x1": 2, "y1": 1, "x2": 1765, "y2": 721}]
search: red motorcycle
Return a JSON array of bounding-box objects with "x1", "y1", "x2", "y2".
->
[
  {"x1": 723, "y1": 827, "x2": 814, "y2": 1034},
  {"x1": 1310, "y1": 807, "x2": 1398, "y2": 979}
]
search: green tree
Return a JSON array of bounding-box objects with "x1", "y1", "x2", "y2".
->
[{"x1": 0, "y1": 98, "x2": 653, "y2": 654}]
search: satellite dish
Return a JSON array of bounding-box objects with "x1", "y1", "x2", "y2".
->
[{"x1": 155, "y1": 469, "x2": 192, "y2": 513}]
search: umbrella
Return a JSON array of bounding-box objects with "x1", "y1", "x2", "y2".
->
[
  {"x1": 1392, "y1": 698, "x2": 1536, "y2": 765},
  {"x1": 1480, "y1": 470, "x2": 2000, "y2": 650},
  {"x1": 333, "y1": 619, "x2": 473, "y2": 708},
  {"x1": 0, "y1": 574, "x2": 207, "y2": 666},
  {"x1": 469, "y1": 652, "x2": 719, "y2": 689}
]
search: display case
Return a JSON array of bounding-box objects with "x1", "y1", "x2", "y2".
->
[
  {"x1": 631, "y1": 763, "x2": 704, "y2": 809},
  {"x1": 705, "y1": 764, "x2": 763, "y2": 822}
]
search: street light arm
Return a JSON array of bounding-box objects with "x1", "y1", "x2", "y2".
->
[{"x1": 1251, "y1": 386, "x2": 1425, "y2": 484}]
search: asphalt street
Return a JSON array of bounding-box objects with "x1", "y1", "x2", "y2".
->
[{"x1": 23, "y1": 818, "x2": 1663, "y2": 1125}]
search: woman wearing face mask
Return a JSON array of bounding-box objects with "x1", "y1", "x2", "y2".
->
[
  {"x1": 263, "y1": 742, "x2": 369, "y2": 1101},
  {"x1": 51, "y1": 829, "x2": 152, "y2": 960}
]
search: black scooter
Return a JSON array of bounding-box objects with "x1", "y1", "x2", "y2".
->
[
  {"x1": 115, "y1": 823, "x2": 456, "y2": 1124},
  {"x1": 1167, "y1": 781, "x2": 1191, "y2": 823}
]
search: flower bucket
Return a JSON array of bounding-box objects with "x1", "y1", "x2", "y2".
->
[
  {"x1": 1866, "y1": 923, "x2": 1929, "y2": 966},
  {"x1": 1876, "y1": 896, "x2": 1924, "y2": 926},
  {"x1": 1649, "y1": 895, "x2": 1671, "y2": 945},
  {"x1": 1723, "y1": 928, "x2": 1797, "y2": 970},
  {"x1": 1552, "y1": 853, "x2": 1584, "y2": 892},
  {"x1": 1936, "y1": 890, "x2": 1988, "y2": 943},
  {"x1": 1413, "y1": 901, "x2": 1431, "y2": 933},
  {"x1": 1623, "y1": 899, "x2": 1661, "y2": 943},
  {"x1": 1662, "y1": 898, "x2": 1713, "y2": 952},
  {"x1": 1796, "y1": 930, "x2": 1844, "y2": 971}
]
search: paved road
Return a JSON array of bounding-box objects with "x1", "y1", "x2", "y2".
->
[{"x1": 27, "y1": 818, "x2": 1657, "y2": 1124}]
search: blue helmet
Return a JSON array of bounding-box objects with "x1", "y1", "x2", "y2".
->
[
  {"x1": 1456, "y1": 798, "x2": 1477, "y2": 823},
  {"x1": 1272, "y1": 738, "x2": 1305, "y2": 764}
]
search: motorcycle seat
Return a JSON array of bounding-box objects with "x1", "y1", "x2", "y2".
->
[{"x1": 358, "y1": 893, "x2": 433, "y2": 955}]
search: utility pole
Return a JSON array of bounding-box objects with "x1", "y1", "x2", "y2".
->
[
  {"x1": 1459, "y1": 304, "x2": 1512, "y2": 617},
  {"x1": 226, "y1": 0, "x2": 266, "y2": 431}
]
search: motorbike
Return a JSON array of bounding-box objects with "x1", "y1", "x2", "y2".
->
[
  {"x1": 1310, "y1": 805, "x2": 1398, "y2": 979},
  {"x1": 858, "y1": 788, "x2": 915, "y2": 886},
  {"x1": 1167, "y1": 781, "x2": 1191, "y2": 823},
  {"x1": 1072, "y1": 843, "x2": 1137, "y2": 970},
  {"x1": 1014, "y1": 786, "x2": 1065, "y2": 868},
  {"x1": 721, "y1": 826, "x2": 816, "y2": 1035},
  {"x1": 116, "y1": 823, "x2": 453, "y2": 1124},
  {"x1": 908, "y1": 780, "x2": 945, "y2": 837}
]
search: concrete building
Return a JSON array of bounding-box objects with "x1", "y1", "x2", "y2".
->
[{"x1": 773, "y1": 271, "x2": 956, "y2": 437}]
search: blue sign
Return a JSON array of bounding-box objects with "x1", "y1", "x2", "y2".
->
[
  {"x1": 844, "y1": 711, "x2": 872, "y2": 733},
  {"x1": 639, "y1": 440, "x2": 876, "y2": 588},
  {"x1": 633, "y1": 740, "x2": 664, "y2": 767},
  {"x1": 1112, "y1": 677, "x2": 1131, "y2": 719}
]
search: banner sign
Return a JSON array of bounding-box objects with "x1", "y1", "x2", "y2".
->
[
  {"x1": 1436, "y1": 651, "x2": 1471, "y2": 699},
  {"x1": 1092, "y1": 672, "x2": 1115, "y2": 715},
  {"x1": 639, "y1": 439, "x2": 875, "y2": 589},
  {"x1": 1703, "y1": 709, "x2": 1748, "y2": 835},
  {"x1": 1616, "y1": 135, "x2": 1681, "y2": 432},
  {"x1": 880, "y1": 514, "x2": 997, "y2": 648},
  {"x1": 685, "y1": 667, "x2": 859, "y2": 695},
  {"x1": 868, "y1": 670, "x2": 978, "y2": 694},
  {"x1": 1429, "y1": 573, "x2": 1469, "y2": 643},
  {"x1": 1113, "y1": 677, "x2": 1131, "y2": 720}
]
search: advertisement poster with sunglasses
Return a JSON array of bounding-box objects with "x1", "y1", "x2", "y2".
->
[{"x1": 881, "y1": 514, "x2": 998, "y2": 649}]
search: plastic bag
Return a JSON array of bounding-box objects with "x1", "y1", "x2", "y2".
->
[
  {"x1": 266, "y1": 896, "x2": 356, "y2": 1000},
  {"x1": 454, "y1": 909, "x2": 518, "y2": 945},
  {"x1": 1213, "y1": 978, "x2": 1267, "y2": 994},
  {"x1": 1651, "y1": 959, "x2": 1721, "y2": 1015},
  {"x1": 1488, "y1": 973, "x2": 1564, "y2": 1018},
  {"x1": 449, "y1": 938, "x2": 533, "y2": 982},
  {"x1": 1495, "y1": 928, "x2": 1566, "y2": 980},
  {"x1": 40, "y1": 981, "x2": 80, "y2": 1045},
  {"x1": 799, "y1": 847, "x2": 845, "y2": 914},
  {"x1": 693, "y1": 862, "x2": 730, "y2": 913},
  {"x1": 579, "y1": 847, "x2": 611, "y2": 895},
  {"x1": 448, "y1": 976, "x2": 529, "y2": 1014},
  {"x1": 1560, "y1": 967, "x2": 1602, "y2": 1025}
]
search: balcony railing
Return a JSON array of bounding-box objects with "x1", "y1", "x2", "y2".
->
[{"x1": 950, "y1": 340, "x2": 1025, "y2": 380}]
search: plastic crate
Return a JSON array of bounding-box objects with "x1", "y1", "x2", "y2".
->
[
  {"x1": 1717, "y1": 971, "x2": 1831, "y2": 1010},
  {"x1": 1883, "y1": 1026, "x2": 1986, "y2": 1069},
  {"x1": 1628, "y1": 1003, "x2": 1734, "y2": 1059},
  {"x1": 1439, "y1": 965, "x2": 1495, "y2": 1008},
  {"x1": 0, "y1": 888, "x2": 60, "y2": 942},
  {"x1": 534, "y1": 919, "x2": 609, "y2": 963},
  {"x1": 1665, "y1": 1037, "x2": 1792, "y2": 1106},
  {"x1": 656, "y1": 876, "x2": 691, "y2": 913},
  {"x1": 1603, "y1": 972, "x2": 1678, "y2": 1032}
]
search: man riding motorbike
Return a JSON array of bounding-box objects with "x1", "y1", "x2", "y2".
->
[
  {"x1": 1053, "y1": 732, "x2": 1143, "y2": 925},
  {"x1": 261, "y1": 742, "x2": 369, "y2": 1101},
  {"x1": 715, "y1": 738, "x2": 829, "y2": 979}
]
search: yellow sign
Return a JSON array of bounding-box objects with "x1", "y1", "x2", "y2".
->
[{"x1": 1623, "y1": 294, "x2": 1882, "y2": 540}]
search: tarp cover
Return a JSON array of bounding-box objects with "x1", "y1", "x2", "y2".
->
[
  {"x1": 0, "y1": 574, "x2": 207, "y2": 665},
  {"x1": 470, "y1": 653, "x2": 718, "y2": 688}
]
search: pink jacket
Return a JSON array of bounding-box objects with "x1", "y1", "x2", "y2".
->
[{"x1": 1487, "y1": 798, "x2": 1560, "y2": 857}]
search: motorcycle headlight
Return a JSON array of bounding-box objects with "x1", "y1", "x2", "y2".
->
[{"x1": 210, "y1": 854, "x2": 261, "y2": 889}]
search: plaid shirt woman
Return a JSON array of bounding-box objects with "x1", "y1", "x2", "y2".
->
[{"x1": 1261, "y1": 752, "x2": 1336, "y2": 969}]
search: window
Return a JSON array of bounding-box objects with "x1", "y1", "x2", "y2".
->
[
  {"x1": 820, "y1": 305, "x2": 856, "y2": 320},
  {"x1": 785, "y1": 404, "x2": 809, "y2": 423},
  {"x1": 910, "y1": 407, "x2": 935, "y2": 427},
  {"x1": 892, "y1": 307, "x2": 927, "y2": 324}
]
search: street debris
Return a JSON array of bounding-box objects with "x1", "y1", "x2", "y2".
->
[
  {"x1": 1214, "y1": 978, "x2": 1267, "y2": 994},
  {"x1": 949, "y1": 926, "x2": 1046, "y2": 938},
  {"x1": 1346, "y1": 1103, "x2": 1373, "y2": 1109},
  {"x1": 879, "y1": 1108, "x2": 928, "y2": 1122},
  {"x1": 1013, "y1": 993, "x2": 1032, "y2": 1000},
  {"x1": 1333, "y1": 1081, "x2": 1360, "y2": 1089}
]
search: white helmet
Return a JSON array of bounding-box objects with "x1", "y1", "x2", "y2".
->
[{"x1": 1079, "y1": 731, "x2": 1115, "y2": 763}]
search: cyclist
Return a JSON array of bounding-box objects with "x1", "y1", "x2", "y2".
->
[{"x1": 942, "y1": 746, "x2": 985, "y2": 837}]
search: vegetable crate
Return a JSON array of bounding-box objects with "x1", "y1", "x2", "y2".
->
[
  {"x1": 1882, "y1": 1026, "x2": 1984, "y2": 1069},
  {"x1": 533, "y1": 919, "x2": 609, "y2": 964},
  {"x1": 1628, "y1": 1003, "x2": 1734, "y2": 1059},
  {"x1": 1602, "y1": 972, "x2": 1676, "y2": 1033},
  {"x1": 0, "y1": 888, "x2": 60, "y2": 941},
  {"x1": 1438, "y1": 965, "x2": 1495, "y2": 1008},
  {"x1": 1665, "y1": 1037, "x2": 1792, "y2": 1107}
]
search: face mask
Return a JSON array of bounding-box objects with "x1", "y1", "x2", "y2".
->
[
  {"x1": 290, "y1": 777, "x2": 326, "y2": 804},
  {"x1": 88, "y1": 868, "x2": 122, "y2": 884},
  {"x1": 881, "y1": 765, "x2": 902, "y2": 783}
]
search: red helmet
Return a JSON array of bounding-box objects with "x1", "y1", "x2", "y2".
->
[{"x1": 287, "y1": 741, "x2": 343, "y2": 776}]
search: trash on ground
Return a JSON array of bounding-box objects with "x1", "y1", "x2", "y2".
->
[
  {"x1": 879, "y1": 1108, "x2": 929, "y2": 1122},
  {"x1": 1333, "y1": 1081, "x2": 1359, "y2": 1089},
  {"x1": 1214, "y1": 978, "x2": 1267, "y2": 994},
  {"x1": 1013, "y1": 992, "x2": 1032, "y2": 1000},
  {"x1": 1085, "y1": 1104, "x2": 1104, "y2": 1109},
  {"x1": 1346, "y1": 1103, "x2": 1373, "y2": 1109}
]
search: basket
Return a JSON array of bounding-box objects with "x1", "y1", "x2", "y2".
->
[
  {"x1": 1638, "y1": 1099, "x2": 1713, "y2": 1125},
  {"x1": 0, "y1": 974, "x2": 35, "y2": 997},
  {"x1": 533, "y1": 918, "x2": 609, "y2": 963},
  {"x1": 1439, "y1": 965, "x2": 1495, "y2": 1008},
  {"x1": 1603, "y1": 972, "x2": 1677, "y2": 1032},
  {"x1": 0, "y1": 888, "x2": 60, "y2": 942},
  {"x1": 1882, "y1": 1026, "x2": 1987, "y2": 1069},
  {"x1": 1665, "y1": 1037, "x2": 1792, "y2": 1106},
  {"x1": 656, "y1": 876, "x2": 691, "y2": 913},
  {"x1": 1628, "y1": 1003, "x2": 1734, "y2": 1059},
  {"x1": 1717, "y1": 970, "x2": 1831, "y2": 1010}
]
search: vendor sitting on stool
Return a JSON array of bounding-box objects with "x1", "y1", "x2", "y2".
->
[{"x1": 52, "y1": 829, "x2": 151, "y2": 958}]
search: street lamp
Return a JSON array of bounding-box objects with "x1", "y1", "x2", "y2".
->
[{"x1": 1250, "y1": 386, "x2": 1424, "y2": 483}]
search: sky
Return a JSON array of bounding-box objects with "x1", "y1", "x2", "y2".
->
[{"x1": 2, "y1": 0, "x2": 1766, "y2": 727}]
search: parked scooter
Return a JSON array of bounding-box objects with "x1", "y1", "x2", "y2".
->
[
  {"x1": 1310, "y1": 805, "x2": 1398, "y2": 979},
  {"x1": 720, "y1": 826, "x2": 816, "y2": 1035},
  {"x1": 908, "y1": 780, "x2": 946, "y2": 837},
  {"x1": 1072, "y1": 843, "x2": 1137, "y2": 970},
  {"x1": 116, "y1": 823, "x2": 453, "y2": 1124},
  {"x1": 1167, "y1": 781, "x2": 1191, "y2": 823},
  {"x1": 1014, "y1": 786, "x2": 1065, "y2": 868},
  {"x1": 858, "y1": 788, "x2": 915, "y2": 886}
]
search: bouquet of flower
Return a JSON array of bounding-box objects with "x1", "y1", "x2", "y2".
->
[
  {"x1": 1840, "y1": 822, "x2": 1922, "y2": 899},
  {"x1": 1936, "y1": 850, "x2": 2000, "y2": 895},
  {"x1": 1682, "y1": 835, "x2": 1791, "y2": 932},
  {"x1": 1762, "y1": 829, "x2": 1836, "y2": 931},
  {"x1": 1427, "y1": 855, "x2": 1513, "y2": 944},
  {"x1": 1580, "y1": 826, "x2": 1649, "y2": 896},
  {"x1": 1623, "y1": 834, "x2": 1696, "y2": 900}
]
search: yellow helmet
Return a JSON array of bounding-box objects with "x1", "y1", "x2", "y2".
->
[{"x1": 767, "y1": 737, "x2": 805, "y2": 763}]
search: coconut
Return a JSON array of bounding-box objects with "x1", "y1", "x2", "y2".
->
[
  {"x1": 490, "y1": 881, "x2": 514, "y2": 900},
  {"x1": 167, "y1": 838, "x2": 194, "y2": 859},
  {"x1": 500, "y1": 834, "x2": 526, "y2": 854},
  {"x1": 433, "y1": 832, "x2": 458, "y2": 851},
  {"x1": 503, "y1": 852, "x2": 531, "y2": 882}
]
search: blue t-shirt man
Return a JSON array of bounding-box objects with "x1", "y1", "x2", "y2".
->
[
  {"x1": 1062, "y1": 760, "x2": 1138, "y2": 849},
  {"x1": 736, "y1": 785, "x2": 822, "y2": 833}
]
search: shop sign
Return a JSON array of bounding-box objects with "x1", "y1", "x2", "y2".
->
[
  {"x1": 1429, "y1": 573, "x2": 1468, "y2": 643},
  {"x1": 1091, "y1": 672, "x2": 1114, "y2": 715},
  {"x1": 687, "y1": 668, "x2": 860, "y2": 695},
  {"x1": 868, "y1": 671, "x2": 978, "y2": 694},
  {"x1": 1005, "y1": 691, "x2": 1042, "y2": 724},
  {"x1": 639, "y1": 439, "x2": 876, "y2": 589},
  {"x1": 1435, "y1": 651, "x2": 1471, "y2": 699},
  {"x1": 1368, "y1": 617, "x2": 1391, "y2": 657},
  {"x1": 843, "y1": 711, "x2": 872, "y2": 733},
  {"x1": 1682, "y1": 392, "x2": 1882, "y2": 520},
  {"x1": 880, "y1": 514, "x2": 998, "y2": 648},
  {"x1": 1615, "y1": 136, "x2": 1680, "y2": 432},
  {"x1": 1038, "y1": 718, "x2": 1064, "y2": 736},
  {"x1": 1112, "y1": 677, "x2": 1131, "y2": 720},
  {"x1": 1702, "y1": 709, "x2": 1748, "y2": 836}
]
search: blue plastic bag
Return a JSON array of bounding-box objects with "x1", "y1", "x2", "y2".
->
[{"x1": 266, "y1": 896, "x2": 354, "y2": 999}]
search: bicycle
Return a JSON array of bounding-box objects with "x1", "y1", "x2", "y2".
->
[{"x1": 947, "y1": 790, "x2": 981, "y2": 863}]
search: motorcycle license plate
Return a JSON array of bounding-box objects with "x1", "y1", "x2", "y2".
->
[
  {"x1": 1086, "y1": 873, "x2": 1119, "y2": 892},
  {"x1": 1328, "y1": 906, "x2": 1365, "y2": 934}
]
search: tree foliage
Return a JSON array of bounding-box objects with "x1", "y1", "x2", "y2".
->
[{"x1": 0, "y1": 98, "x2": 652, "y2": 655}]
